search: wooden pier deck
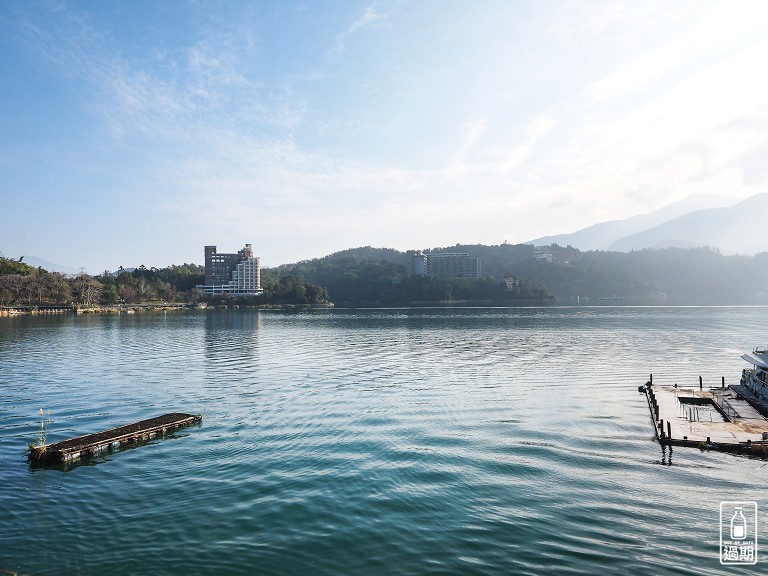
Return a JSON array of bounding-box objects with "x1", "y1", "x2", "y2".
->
[
  {"x1": 28, "y1": 413, "x2": 202, "y2": 464},
  {"x1": 640, "y1": 377, "x2": 768, "y2": 457}
]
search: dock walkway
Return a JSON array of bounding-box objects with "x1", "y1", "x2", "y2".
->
[
  {"x1": 29, "y1": 413, "x2": 202, "y2": 463},
  {"x1": 730, "y1": 384, "x2": 768, "y2": 418}
]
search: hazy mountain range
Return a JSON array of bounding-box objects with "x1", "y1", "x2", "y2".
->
[
  {"x1": 12, "y1": 256, "x2": 81, "y2": 275},
  {"x1": 528, "y1": 193, "x2": 767, "y2": 255},
  {"x1": 10, "y1": 193, "x2": 766, "y2": 275}
]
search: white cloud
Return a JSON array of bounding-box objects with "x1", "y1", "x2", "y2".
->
[
  {"x1": 586, "y1": 45, "x2": 683, "y2": 101},
  {"x1": 7, "y1": 0, "x2": 768, "y2": 267},
  {"x1": 332, "y1": 4, "x2": 386, "y2": 54}
]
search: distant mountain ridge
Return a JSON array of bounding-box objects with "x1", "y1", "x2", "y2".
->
[
  {"x1": 528, "y1": 193, "x2": 766, "y2": 255},
  {"x1": 13, "y1": 256, "x2": 81, "y2": 275},
  {"x1": 609, "y1": 194, "x2": 767, "y2": 254}
]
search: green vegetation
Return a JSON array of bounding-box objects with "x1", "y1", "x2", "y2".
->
[
  {"x1": 0, "y1": 256, "x2": 330, "y2": 307},
  {"x1": 30, "y1": 408, "x2": 51, "y2": 452},
  {"x1": 0, "y1": 258, "x2": 208, "y2": 306},
  {"x1": 273, "y1": 246, "x2": 552, "y2": 305},
  {"x1": 3, "y1": 244, "x2": 766, "y2": 308},
  {"x1": 513, "y1": 245, "x2": 768, "y2": 303},
  {"x1": 274, "y1": 243, "x2": 768, "y2": 305}
]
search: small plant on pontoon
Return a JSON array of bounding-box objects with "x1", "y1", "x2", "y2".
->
[{"x1": 31, "y1": 408, "x2": 51, "y2": 452}]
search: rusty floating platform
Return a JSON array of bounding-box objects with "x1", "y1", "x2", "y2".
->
[
  {"x1": 28, "y1": 412, "x2": 202, "y2": 464},
  {"x1": 639, "y1": 375, "x2": 768, "y2": 457}
]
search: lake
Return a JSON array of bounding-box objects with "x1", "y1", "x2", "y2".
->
[{"x1": 1, "y1": 307, "x2": 766, "y2": 575}]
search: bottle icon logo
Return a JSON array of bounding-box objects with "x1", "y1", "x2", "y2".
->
[
  {"x1": 731, "y1": 507, "x2": 747, "y2": 540},
  {"x1": 720, "y1": 501, "x2": 758, "y2": 565}
]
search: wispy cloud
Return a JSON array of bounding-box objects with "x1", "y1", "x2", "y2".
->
[
  {"x1": 332, "y1": 4, "x2": 386, "y2": 53},
  {"x1": 5, "y1": 0, "x2": 768, "y2": 269}
]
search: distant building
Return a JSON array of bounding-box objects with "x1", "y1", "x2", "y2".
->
[
  {"x1": 407, "y1": 250, "x2": 481, "y2": 279},
  {"x1": 197, "y1": 244, "x2": 263, "y2": 296},
  {"x1": 407, "y1": 251, "x2": 428, "y2": 277},
  {"x1": 534, "y1": 250, "x2": 553, "y2": 263}
]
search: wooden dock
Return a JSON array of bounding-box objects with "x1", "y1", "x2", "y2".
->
[
  {"x1": 28, "y1": 413, "x2": 202, "y2": 464},
  {"x1": 640, "y1": 376, "x2": 768, "y2": 457}
]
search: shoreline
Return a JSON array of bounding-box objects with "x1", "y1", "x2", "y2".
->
[{"x1": 0, "y1": 303, "x2": 337, "y2": 316}]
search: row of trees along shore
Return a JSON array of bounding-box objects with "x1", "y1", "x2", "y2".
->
[
  {"x1": 0, "y1": 258, "x2": 330, "y2": 307},
  {"x1": 4, "y1": 243, "x2": 766, "y2": 308}
]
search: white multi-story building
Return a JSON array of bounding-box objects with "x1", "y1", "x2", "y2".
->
[
  {"x1": 197, "y1": 244, "x2": 263, "y2": 296},
  {"x1": 407, "y1": 250, "x2": 481, "y2": 279}
]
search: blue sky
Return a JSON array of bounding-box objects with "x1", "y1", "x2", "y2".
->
[{"x1": 2, "y1": 1, "x2": 767, "y2": 272}]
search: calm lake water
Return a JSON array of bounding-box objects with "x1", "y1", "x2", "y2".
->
[{"x1": 1, "y1": 307, "x2": 767, "y2": 575}]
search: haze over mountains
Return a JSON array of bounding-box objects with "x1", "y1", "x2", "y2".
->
[
  {"x1": 528, "y1": 193, "x2": 767, "y2": 255},
  {"x1": 10, "y1": 193, "x2": 765, "y2": 276}
]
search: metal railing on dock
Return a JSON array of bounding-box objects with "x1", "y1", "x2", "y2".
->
[{"x1": 712, "y1": 394, "x2": 739, "y2": 421}]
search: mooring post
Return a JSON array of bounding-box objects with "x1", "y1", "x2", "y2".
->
[
  {"x1": 722, "y1": 376, "x2": 725, "y2": 388},
  {"x1": 650, "y1": 373, "x2": 653, "y2": 385},
  {"x1": 660, "y1": 419, "x2": 665, "y2": 439},
  {"x1": 699, "y1": 375, "x2": 703, "y2": 390},
  {"x1": 667, "y1": 420, "x2": 671, "y2": 441}
]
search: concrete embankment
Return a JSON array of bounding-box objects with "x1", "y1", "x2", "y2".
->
[
  {"x1": 0, "y1": 306, "x2": 75, "y2": 316},
  {"x1": 0, "y1": 304, "x2": 201, "y2": 316},
  {"x1": 1, "y1": 302, "x2": 333, "y2": 315}
]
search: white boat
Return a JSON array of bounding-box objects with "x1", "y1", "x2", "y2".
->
[{"x1": 741, "y1": 346, "x2": 768, "y2": 402}]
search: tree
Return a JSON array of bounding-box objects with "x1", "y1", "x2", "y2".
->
[
  {"x1": 72, "y1": 275, "x2": 102, "y2": 305},
  {"x1": 29, "y1": 271, "x2": 49, "y2": 304},
  {"x1": 100, "y1": 283, "x2": 120, "y2": 304},
  {"x1": 48, "y1": 273, "x2": 72, "y2": 303}
]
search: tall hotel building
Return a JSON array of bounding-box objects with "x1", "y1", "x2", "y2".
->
[
  {"x1": 198, "y1": 244, "x2": 263, "y2": 296},
  {"x1": 407, "y1": 251, "x2": 481, "y2": 279}
]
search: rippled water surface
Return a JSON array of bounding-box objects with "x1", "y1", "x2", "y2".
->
[{"x1": 1, "y1": 307, "x2": 767, "y2": 575}]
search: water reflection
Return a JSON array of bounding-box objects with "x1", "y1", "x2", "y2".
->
[
  {"x1": 659, "y1": 444, "x2": 673, "y2": 466},
  {"x1": 203, "y1": 308, "x2": 262, "y2": 365}
]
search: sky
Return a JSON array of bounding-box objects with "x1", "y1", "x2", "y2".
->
[{"x1": 2, "y1": 0, "x2": 768, "y2": 273}]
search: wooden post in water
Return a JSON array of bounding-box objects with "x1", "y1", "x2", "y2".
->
[
  {"x1": 659, "y1": 419, "x2": 665, "y2": 439},
  {"x1": 667, "y1": 420, "x2": 672, "y2": 442},
  {"x1": 722, "y1": 376, "x2": 725, "y2": 388},
  {"x1": 699, "y1": 375, "x2": 703, "y2": 390}
]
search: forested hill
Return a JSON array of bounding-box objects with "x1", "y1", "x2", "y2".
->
[
  {"x1": 515, "y1": 246, "x2": 768, "y2": 303},
  {"x1": 270, "y1": 244, "x2": 550, "y2": 304},
  {"x1": 4, "y1": 244, "x2": 767, "y2": 307},
  {"x1": 272, "y1": 244, "x2": 768, "y2": 305}
]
